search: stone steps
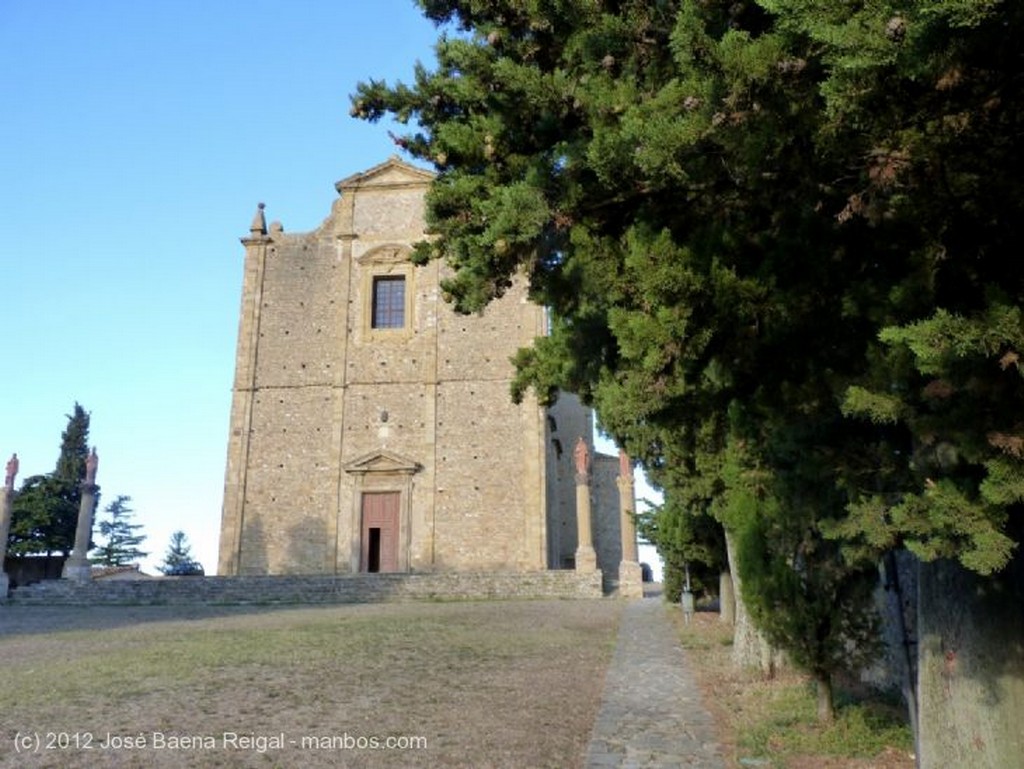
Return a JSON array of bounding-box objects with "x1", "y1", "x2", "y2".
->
[{"x1": 5, "y1": 570, "x2": 604, "y2": 606}]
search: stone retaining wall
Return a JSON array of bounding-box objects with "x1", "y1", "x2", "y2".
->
[{"x1": 5, "y1": 570, "x2": 604, "y2": 606}]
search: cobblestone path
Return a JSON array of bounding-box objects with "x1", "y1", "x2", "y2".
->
[{"x1": 584, "y1": 597, "x2": 726, "y2": 768}]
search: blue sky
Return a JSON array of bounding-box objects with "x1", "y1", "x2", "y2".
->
[
  {"x1": 1, "y1": 0, "x2": 443, "y2": 573},
  {"x1": 1, "y1": 1, "x2": 663, "y2": 578}
]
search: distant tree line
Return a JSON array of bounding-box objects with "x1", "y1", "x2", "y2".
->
[{"x1": 7, "y1": 403, "x2": 148, "y2": 567}]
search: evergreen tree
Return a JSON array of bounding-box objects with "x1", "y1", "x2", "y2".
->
[
  {"x1": 90, "y1": 495, "x2": 148, "y2": 567},
  {"x1": 636, "y1": 476, "x2": 726, "y2": 603},
  {"x1": 8, "y1": 403, "x2": 92, "y2": 556},
  {"x1": 7, "y1": 475, "x2": 79, "y2": 556},
  {"x1": 353, "y1": 0, "x2": 885, "y2": 719},
  {"x1": 54, "y1": 403, "x2": 90, "y2": 485},
  {"x1": 158, "y1": 531, "x2": 202, "y2": 575},
  {"x1": 354, "y1": 0, "x2": 1024, "y2": 741}
]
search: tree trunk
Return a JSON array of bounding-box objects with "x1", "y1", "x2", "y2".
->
[
  {"x1": 814, "y1": 671, "x2": 836, "y2": 724},
  {"x1": 725, "y1": 528, "x2": 781, "y2": 676},
  {"x1": 720, "y1": 570, "x2": 735, "y2": 624},
  {"x1": 916, "y1": 555, "x2": 1024, "y2": 769},
  {"x1": 880, "y1": 550, "x2": 920, "y2": 764}
]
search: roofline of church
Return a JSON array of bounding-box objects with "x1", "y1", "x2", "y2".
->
[{"x1": 334, "y1": 155, "x2": 435, "y2": 194}]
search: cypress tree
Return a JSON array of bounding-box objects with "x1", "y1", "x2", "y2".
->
[
  {"x1": 354, "y1": 0, "x2": 1024, "y2": 743},
  {"x1": 54, "y1": 402, "x2": 90, "y2": 485}
]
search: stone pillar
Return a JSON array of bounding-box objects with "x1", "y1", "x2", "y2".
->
[
  {"x1": 616, "y1": 450, "x2": 643, "y2": 598},
  {"x1": 62, "y1": 448, "x2": 99, "y2": 582},
  {"x1": 0, "y1": 453, "x2": 19, "y2": 598},
  {"x1": 573, "y1": 437, "x2": 597, "y2": 573},
  {"x1": 218, "y1": 203, "x2": 272, "y2": 576}
]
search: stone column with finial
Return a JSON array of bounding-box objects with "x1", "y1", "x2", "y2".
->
[
  {"x1": 0, "y1": 453, "x2": 19, "y2": 598},
  {"x1": 573, "y1": 437, "x2": 598, "y2": 573},
  {"x1": 616, "y1": 449, "x2": 644, "y2": 598},
  {"x1": 219, "y1": 203, "x2": 272, "y2": 576},
  {"x1": 62, "y1": 447, "x2": 100, "y2": 582}
]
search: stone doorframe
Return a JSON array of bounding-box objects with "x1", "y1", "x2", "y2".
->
[{"x1": 342, "y1": 449, "x2": 420, "y2": 573}]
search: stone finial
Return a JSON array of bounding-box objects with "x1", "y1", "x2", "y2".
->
[
  {"x1": 4, "y1": 453, "x2": 17, "y2": 491},
  {"x1": 249, "y1": 202, "x2": 267, "y2": 236},
  {"x1": 85, "y1": 447, "x2": 99, "y2": 485}
]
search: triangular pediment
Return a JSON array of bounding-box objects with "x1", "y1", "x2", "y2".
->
[
  {"x1": 343, "y1": 449, "x2": 420, "y2": 475},
  {"x1": 335, "y1": 156, "x2": 434, "y2": 194},
  {"x1": 355, "y1": 243, "x2": 413, "y2": 266}
]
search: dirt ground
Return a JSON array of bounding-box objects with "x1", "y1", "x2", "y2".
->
[
  {"x1": 0, "y1": 600, "x2": 623, "y2": 769},
  {"x1": 0, "y1": 597, "x2": 916, "y2": 769},
  {"x1": 677, "y1": 610, "x2": 916, "y2": 769}
]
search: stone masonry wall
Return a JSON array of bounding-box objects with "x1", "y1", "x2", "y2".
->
[
  {"x1": 7, "y1": 572, "x2": 603, "y2": 606},
  {"x1": 220, "y1": 159, "x2": 618, "y2": 577},
  {"x1": 233, "y1": 228, "x2": 345, "y2": 574},
  {"x1": 591, "y1": 454, "x2": 624, "y2": 573}
]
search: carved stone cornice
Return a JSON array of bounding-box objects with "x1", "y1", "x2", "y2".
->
[{"x1": 343, "y1": 449, "x2": 420, "y2": 476}]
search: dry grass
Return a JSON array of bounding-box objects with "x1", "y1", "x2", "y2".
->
[
  {"x1": 673, "y1": 609, "x2": 915, "y2": 769},
  {"x1": 0, "y1": 600, "x2": 623, "y2": 769}
]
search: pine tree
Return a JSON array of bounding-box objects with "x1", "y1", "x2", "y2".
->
[
  {"x1": 90, "y1": 495, "x2": 148, "y2": 567},
  {"x1": 158, "y1": 531, "x2": 202, "y2": 575}
]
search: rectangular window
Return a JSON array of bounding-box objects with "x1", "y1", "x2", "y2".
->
[{"x1": 372, "y1": 276, "x2": 405, "y2": 329}]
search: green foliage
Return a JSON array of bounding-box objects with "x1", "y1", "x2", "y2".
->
[
  {"x1": 54, "y1": 402, "x2": 90, "y2": 486},
  {"x1": 90, "y1": 495, "x2": 148, "y2": 567},
  {"x1": 7, "y1": 475, "x2": 79, "y2": 556},
  {"x1": 8, "y1": 404, "x2": 92, "y2": 556},
  {"x1": 354, "y1": 0, "x2": 1024, "y2": 720},
  {"x1": 158, "y1": 531, "x2": 202, "y2": 575},
  {"x1": 879, "y1": 306, "x2": 1024, "y2": 376},
  {"x1": 844, "y1": 300, "x2": 1024, "y2": 574},
  {"x1": 841, "y1": 387, "x2": 904, "y2": 425},
  {"x1": 676, "y1": 618, "x2": 911, "y2": 765},
  {"x1": 740, "y1": 683, "x2": 913, "y2": 762},
  {"x1": 637, "y1": 495, "x2": 724, "y2": 601},
  {"x1": 720, "y1": 431, "x2": 882, "y2": 688}
]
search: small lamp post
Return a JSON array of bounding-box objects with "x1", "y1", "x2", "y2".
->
[{"x1": 681, "y1": 562, "x2": 695, "y2": 624}]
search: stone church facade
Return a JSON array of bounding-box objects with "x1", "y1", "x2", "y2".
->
[{"x1": 218, "y1": 158, "x2": 639, "y2": 588}]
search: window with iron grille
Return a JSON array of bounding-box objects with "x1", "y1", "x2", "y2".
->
[{"x1": 372, "y1": 276, "x2": 405, "y2": 329}]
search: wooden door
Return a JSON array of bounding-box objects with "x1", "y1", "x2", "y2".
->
[{"x1": 361, "y1": 492, "x2": 400, "y2": 572}]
